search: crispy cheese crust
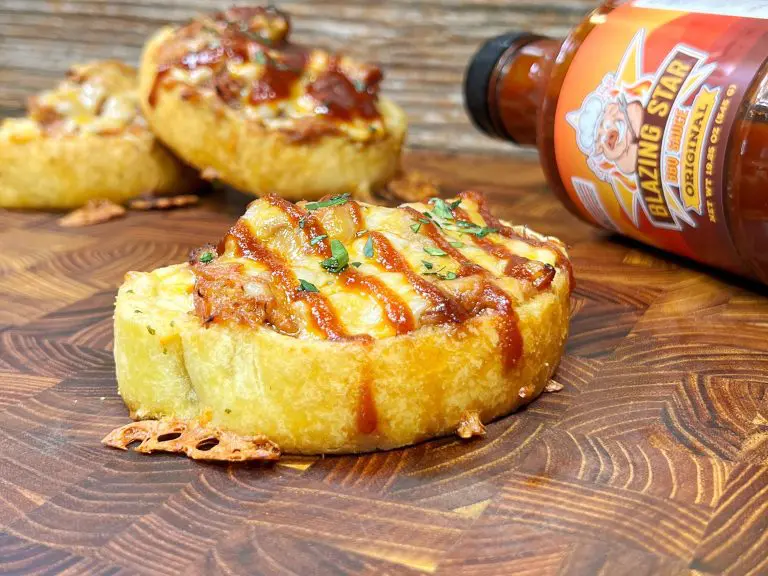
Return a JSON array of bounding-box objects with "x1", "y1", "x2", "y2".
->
[
  {"x1": 114, "y1": 191, "x2": 571, "y2": 454},
  {"x1": 0, "y1": 61, "x2": 198, "y2": 209},
  {"x1": 138, "y1": 6, "x2": 407, "y2": 201}
]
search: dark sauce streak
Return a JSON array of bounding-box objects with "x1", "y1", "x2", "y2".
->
[
  {"x1": 150, "y1": 7, "x2": 382, "y2": 122},
  {"x1": 266, "y1": 194, "x2": 330, "y2": 256},
  {"x1": 477, "y1": 283, "x2": 524, "y2": 372},
  {"x1": 368, "y1": 231, "x2": 468, "y2": 324},
  {"x1": 249, "y1": 62, "x2": 302, "y2": 104},
  {"x1": 453, "y1": 207, "x2": 556, "y2": 291},
  {"x1": 268, "y1": 196, "x2": 413, "y2": 337},
  {"x1": 403, "y1": 206, "x2": 524, "y2": 371},
  {"x1": 228, "y1": 220, "x2": 354, "y2": 341},
  {"x1": 459, "y1": 190, "x2": 574, "y2": 292},
  {"x1": 306, "y1": 69, "x2": 379, "y2": 121},
  {"x1": 341, "y1": 269, "x2": 415, "y2": 335},
  {"x1": 402, "y1": 206, "x2": 482, "y2": 278},
  {"x1": 347, "y1": 200, "x2": 365, "y2": 233},
  {"x1": 357, "y1": 376, "x2": 378, "y2": 435}
]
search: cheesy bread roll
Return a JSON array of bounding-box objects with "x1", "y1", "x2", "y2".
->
[
  {"x1": 138, "y1": 6, "x2": 407, "y2": 201},
  {"x1": 110, "y1": 191, "x2": 572, "y2": 456},
  {"x1": 0, "y1": 61, "x2": 198, "y2": 209}
]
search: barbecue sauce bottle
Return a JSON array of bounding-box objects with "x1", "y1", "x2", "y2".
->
[{"x1": 465, "y1": 0, "x2": 768, "y2": 283}]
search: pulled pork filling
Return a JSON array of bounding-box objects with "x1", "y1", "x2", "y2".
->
[
  {"x1": 0, "y1": 61, "x2": 147, "y2": 142},
  {"x1": 150, "y1": 6, "x2": 387, "y2": 142},
  {"x1": 192, "y1": 261, "x2": 298, "y2": 335}
]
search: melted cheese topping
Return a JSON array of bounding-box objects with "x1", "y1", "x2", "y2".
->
[
  {"x1": 151, "y1": 6, "x2": 387, "y2": 143},
  {"x1": 195, "y1": 191, "x2": 570, "y2": 343},
  {"x1": 0, "y1": 61, "x2": 146, "y2": 142}
]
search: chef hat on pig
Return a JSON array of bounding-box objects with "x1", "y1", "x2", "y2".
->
[{"x1": 566, "y1": 94, "x2": 605, "y2": 157}]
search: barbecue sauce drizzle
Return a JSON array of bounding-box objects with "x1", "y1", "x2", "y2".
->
[
  {"x1": 212, "y1": 192, "x2": 567, "y2": 430},
  {"x1": 148, "y1": 6, "x2": 382, "y2": 124},
  {"x1": 401, "y1": 206, "x2": 524, "y2": 371},
  {"x1": 266, "y1": 195, "x2": 415, "y2": 336},
  {"x1": 227, "y1": 220, "x2": 354, "y2": 342},
  {"x1": 452, "y1": 206, "x2": 556, "y2": 291},
  {"x1": 459, "y1": 190, "x2": 574, "y2": 291}
]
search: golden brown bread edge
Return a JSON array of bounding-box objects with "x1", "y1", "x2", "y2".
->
[
  {"x1": 113, "y1": 249, "x2": 569, "y2": 455},
  {"x1": 0, "y1": 133, "x2": 198, "y2": 209}
]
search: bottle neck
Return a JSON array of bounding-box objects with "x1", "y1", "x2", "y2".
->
[{"x1": 488, "y1": 37, "x2": 562, "y2": 146}]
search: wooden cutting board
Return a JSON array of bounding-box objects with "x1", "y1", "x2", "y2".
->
[{"x1": 0, "y1": 151, "x2": 765, "y2": 575}]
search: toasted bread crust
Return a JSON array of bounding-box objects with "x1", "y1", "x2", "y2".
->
[
  {"x1": 113, "y1": 193, "x2": 570, "y2": 454},
  {"x1": 0, "y1": 61, "x2": 198, "y2": 209},
  {"x1": 0, "y1": 131, "x2": 198, "y2": 209}
]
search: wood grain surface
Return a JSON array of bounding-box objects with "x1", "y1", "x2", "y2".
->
[
  {"x1": 0, "y1": 0, "x2": 595, "y2": 154},
  {"x1": 0, "y1": 151, "x2": 766, "y2": 575}
]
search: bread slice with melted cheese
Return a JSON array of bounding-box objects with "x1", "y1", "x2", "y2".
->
[
  {"x1": 0, "y1": 61, "x2": 198, "y2": 209},
  {"x1": 138, "y1": 6, "x2": 406, "y2": 201},
  {"x1": 113, "y1": 191, "x2": 571, "y2": 454}
]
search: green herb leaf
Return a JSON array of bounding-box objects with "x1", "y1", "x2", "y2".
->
[
  {"x1": 199, "y1": 251, "x2": 215, "y2": 263},
  {"x1": 354, "y1": 79, "x2": 366, "y2": 92},
  {"x1": 449, "y1": 241, "x2": 464, "y2": 248},
  {"x1": 298, "y1": 279, "x2": 319, "y2": 292},
  {"x1": 449, "y1": 199, "x2": 462, "y2": 210},
  {"x1": 146, "y1": 326, "x2": 156, "y2": 335},
  {"x1": 305, "y1": 193, "x2": 351, "y2": 211},
  {"x1": 126, "y1": 289, "x2": 134, "y2": 294},
  {"x1": 225, "y1": 408, "x2": 232, "y2": 414},
  {"x1": 254, "y1": 51, "x2": 267, "y2": 65},
  {"x1": 423, "y1": 267, "x2": 457, "y2": 280},
  {"x1": 134, "y1": 309, "x2": 142, "y2": 314},
  {"x1": 422, "y1": 260, "x2": 434, "y2": 270},
  {"x1": 429, "y1": 198, "x2": 454, "y2": 220},
  {"x1": 455, "y1": 219, "x2": 498, "y2": 238},
  {"x1": 320, "y1": 239, "x2": 350, "y2": 274},
  {"x1": 309, "y1": 234, "x2": 327, "y2": 246},
  {"x1": 364, "y1": 236, "x2": 374, "y2": 258},
  {"x1": 424, "y1": 246, "x2": 447, "y2": 257},
  {"x1": 351, "y1": 261, "x2": 362, "y2": 268},
  {"x1": 298, "y1": 217, "x2": 306, "y2": 229},
  {"x1": 420, "y1": 211, "x2": 442, "y2": 228},
  {"x1": 422, "y1": 265, "x2": 445, "y2": 277},
  {"x1": 410, "y1": 223, "x2": 421, "y2": 234},
  {"x1": 474, "y1": 227, "x2": 498, "y2": 238}
]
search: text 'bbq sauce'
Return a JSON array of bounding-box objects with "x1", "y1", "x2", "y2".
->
[{"x1": 465, "y1": 0, "x2": 768, "y2": 284}]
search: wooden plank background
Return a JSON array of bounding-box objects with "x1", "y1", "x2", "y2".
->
[{"x1": 0, "y1": 0, "x2": 597, "y2": 154}]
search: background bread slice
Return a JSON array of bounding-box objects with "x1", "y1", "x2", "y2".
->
[
  {"x1": 0, "y1": 61, "x2": 198, "y2": 209},
  {"x1": 139, "y1": 27, "x2": 407, "y2": 202}
]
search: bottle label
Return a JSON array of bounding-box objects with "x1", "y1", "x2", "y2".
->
[{"x1": 554, "y1": 0, "x2": 768, "y2": 272}]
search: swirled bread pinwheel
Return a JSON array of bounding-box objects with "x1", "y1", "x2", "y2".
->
[{"x1": 108, "y1": 190, "x2": 572, "y2": 457}]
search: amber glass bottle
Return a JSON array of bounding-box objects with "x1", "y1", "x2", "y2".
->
[{"x1": 465, "y1": 0, "x2": 768, "y2": 284}]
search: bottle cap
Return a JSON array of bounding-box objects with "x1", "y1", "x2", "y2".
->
[{"x1": 464, "y1": 32, "x2": 537, "y2": 141}]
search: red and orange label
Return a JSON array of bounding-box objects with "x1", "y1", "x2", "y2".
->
[{"x1": 555, "y1": 0, "x2": 768, "y2": 272}]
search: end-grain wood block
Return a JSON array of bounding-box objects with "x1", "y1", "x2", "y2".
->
[{"x1": 0, "y1": 151, "x2": 766, "y2": 574}]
